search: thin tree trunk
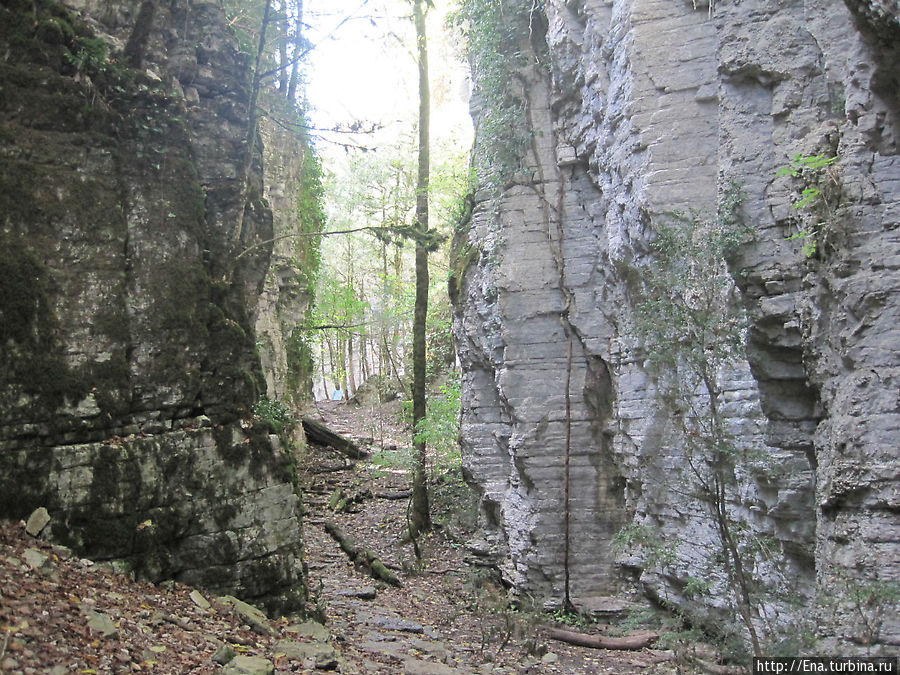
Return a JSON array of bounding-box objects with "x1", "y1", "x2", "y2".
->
[
  {"x1": 320, "y1": 339, "x2": 330, "y2": 400},
  {"x1": 409, "y1": 0, "x2": 431, "y2": 539},
  {"x1": 287, "y1": 0, "x2": 303, "y2": 102},
  {"x1": 326, "y1": 334, "x2": 337, "y2": 396},
  {"x1": 277, "y1": 1, "x2": 288, "y2": 94},
  {"x1": 347, "y1": 332, "x2": 356, "y2": 397}
]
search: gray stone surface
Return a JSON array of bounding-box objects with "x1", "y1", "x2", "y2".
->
[
  {"x1": 0, "y1": 0, "x2": 306, "y2": 614},
  {"x1": 25, "y1": 508, "x2": 51, "y2": 537},
  {"x1": 223, "y1": 655, "x2": 275, "y2": 675},
  {"x1": 454, "y1": 0, "x2": 899, "y2": 655}
]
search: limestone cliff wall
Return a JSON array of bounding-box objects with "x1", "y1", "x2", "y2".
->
[
  {"x1": 453, "y1": 0, "x2": 898, "y2": 653},
  {"x1": 256, "y1": 100, "x2": 322, "y2": 409},
  {"x1": 0, "y1": 0, "x2": 307, "y2": 613}
]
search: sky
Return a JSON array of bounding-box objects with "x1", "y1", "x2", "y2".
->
[{"x1": 301, "y1": 0, "x2": 473, "y2": 156}]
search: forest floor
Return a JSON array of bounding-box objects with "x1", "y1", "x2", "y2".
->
[
  {"x1": 297, "y1": 399, "x2": 680, "y2": 674},
  {"x1": 0, "y1": 399, "x2": 685, "y2": 674}
]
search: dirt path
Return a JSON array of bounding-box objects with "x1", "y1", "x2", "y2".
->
[
  {"x1": 0, "y1": 401, "x2": 678, "y2": 673},
  {"x1": 301, "y1": 401, "x2": 676, "y2": 674}
]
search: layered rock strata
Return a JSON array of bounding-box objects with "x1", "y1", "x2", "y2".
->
[
  {"x1": 452, "y1": 0, "x2": 898, "y2": 653},
  {"x1": 0, "y1": 0, "x2": 306, "y2": 613}
]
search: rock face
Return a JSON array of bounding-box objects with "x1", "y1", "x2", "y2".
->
[
  {"x1": 0, "y1": 0, "x2": 307, "y2": 613},
  {"x1": 452, "y1": 0, "x2": 898, "y2": 654},
  {"x1": 256, "y1": 99, "x2": 322, "y2": 408}
]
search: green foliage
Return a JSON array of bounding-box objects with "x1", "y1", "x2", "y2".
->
[
  {"x1": 447, "y1": 0, "x2": 545, "y2": 188},
  {"x1": 547, "y1": 606, "x2": 597, "y2": 632},
  {"x1": 776, "y1": 153, "x2": 840, "y2": 258},
  {"x1": 630, "y1": 189, "x2": 781, "y2": 655},
  {"x1": 683, "y1": 575, "x2": 712, "y2": 599},
  {"x1": 414, "y1": 374, "x2": 462, "y2": 475},
  {"x1": 634, "y1": 197, "x2": 751, "y2": 383},
  {"x1": 65, "y1": 36, "x2": 108, "y2": 73},
  {"x1": 834, "y1": 574, "x2": 900, "y2": 652},
  {"x1": 612, "y1": 523, "x2": 678, "y2": 572},
  {"x1": 285, "y1": 327, "x2": 315, "y2": 404},
  {"x1": 367, "y1": 445, "x2": 416, "y2": 476},
  {"x1": 252, "y1": 397, "x2": 297, "y2": 434}
]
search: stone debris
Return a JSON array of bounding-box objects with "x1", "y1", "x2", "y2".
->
[
  {"x1": 276, "y1": 640, "x2": 339, "y2": 669},
  {"x1": 219, "y1": 595, "x2": 278, "y2": 637},
  {"x1": 189, "y1": 589, "x2": 212, "y2": 610},
  {"x1": 285, "y1": 620, "x2": 330, "y2": 642},
  {"x1": 22, "y1": 548, "x2": 50, "y2": 572},
  {"x1": 24, "y1": 508, "x2": 51, "y2": 537},
  {"x1": 83, "y1": 607, "x2": 119, "y2": 639},
  {"x1": 222, "y1": 654, "x2": 275, "y2": 675}
]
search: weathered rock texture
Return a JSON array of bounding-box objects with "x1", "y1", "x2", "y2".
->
[
  {"x1": 256, "y1": 98, "x2": 322, "y2": 409},
  {"x1": 453, "y1": 0, "x2": 898, "y2": 653},
  {"x1": 0, "y1": 0, "x2": 307, "y2": 613}
]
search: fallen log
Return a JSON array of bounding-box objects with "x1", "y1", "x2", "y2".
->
[
  {"x1": 545, "y1": 626, "x2": 659, "y2": 651},
  {"x1": 324, "y1": 520, "x2": 401, "y2": 587},
  {"x1": 302, "y1": 416, "x2": 367, "y2": 459},
  {"x1": 328, "y1": 488, "x2": 373, "y2": 513},
  {"x1": 375, "y1": 490, "x2": 412, "y2": 500}
]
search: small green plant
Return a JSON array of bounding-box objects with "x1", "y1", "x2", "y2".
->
[
  {"x1": 66, "y1": 36, "x2": 109, "y2": 73},
  {"x1": 836, "y1": 575, "x2": 900, "y2": 653},
  {"x1": 252, "y1": 397, "x2": 296, "y2": 434},
  {"x1": 612, "y1": 523, "x2": 678, "y2": 573},
  {"x1": 367, "y1": 445, "x2": 416, "y2": 475},
  {"x1": 683, "y1": 575, "x2": 712, "y2": 599},
  {"x1": 776, "y1": 153, "x2": 839, "y2": 257},
  {"x1": 414, "y1": 374, "x2": 462, "y2": 477}
]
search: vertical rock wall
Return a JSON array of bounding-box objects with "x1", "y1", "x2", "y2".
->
[
  {"x1": 0, "y1": 0, "x2": 307, "y2": 614},
  {"x1": 453, "y1": 0, "x2": 898, "y2": 653},
  {"x1": 256, "y1": 99, "x2": 322, "y2": 409}
]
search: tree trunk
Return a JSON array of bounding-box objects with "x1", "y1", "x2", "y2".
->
[
  {"x1": 277, "y1": 1, "x2": 288, "y2": 94},
  {"x1": 319, "y1": 335, "x2": 330, "y2": 400},
  {"x1": 408, "y1": 0, "x2": 431, "y2": 539},
  {"x1": 347, "y1": 332, "x2": 356, "y2": 397},
  {"x1": 287, "y1": 0, "x2": 303, "y2": 102}
]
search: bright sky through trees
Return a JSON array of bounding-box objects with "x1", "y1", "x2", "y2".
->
[{"x1": 303, "y1": 0, "x2": 472, "y2": 154}]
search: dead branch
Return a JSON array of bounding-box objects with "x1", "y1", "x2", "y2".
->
[{"x1": 324, "y1": 521, "x2": 401, "y2": 587}]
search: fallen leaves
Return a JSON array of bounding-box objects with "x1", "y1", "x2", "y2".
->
[{"x1": 0, "y1": 521, "x2": 326, "y2": 673}]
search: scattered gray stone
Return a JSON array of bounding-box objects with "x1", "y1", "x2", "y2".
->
[
  {"x1": 285, "y1": 620, "x2": 330, "y2": 642},
  {"x1": 277, "y1": 640, "x2": 338, "y2": 669},
  {"x1": 189, "y1": 589, "x2": 211, "y2": 610},
  {"x1": 212, "y1": 644, "x2": 237, "y2": 666},
  {"x1": 218, "y1": 595, "x2": 276, "y2": 636},
  {"x1": 25, "y1": 507, "x2": 51, "y2": 537},
  {"x1": 403, "y1": 659, "x2": 464, "y2": 675},
  {"x1": 222, "y1": 654, "x2": 274, "y2": 675},
  {"x1": 360, "y1": 634, "x2": 406, "y2": 658},
  {"x1": 23, "y1": 548, "x2": 50, "y2": 572},
  {"x1": 575, "y1": 595, "x2": 637, "y2": 619},
  {"x1": 368, "y1": 615, "x2": 425, "y2": 634},
  {"x1": 337, "y1": 586, "x2": 377, "y2": 600},
  {"x1": 407, "y1": 638, "x2": 448, "y2": 660},
  {"x1": 541, "y1": 652, "x2": 559, "y2": 665},
  {"x1": 83, "y1": 607, "x2": 119, "y2": 639}
]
